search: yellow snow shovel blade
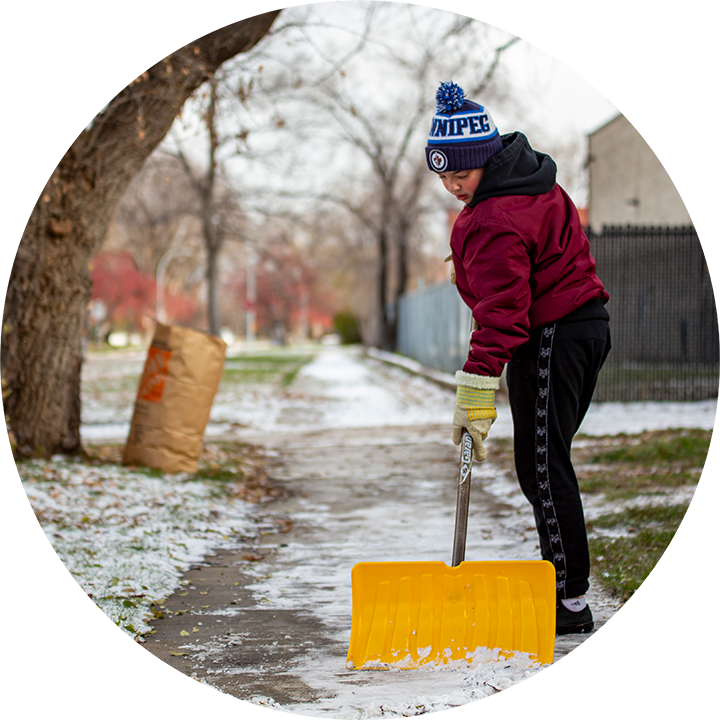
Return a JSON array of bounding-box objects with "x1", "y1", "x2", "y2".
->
[
  {"x1": 347, "y1": 433, "x2": 556, "y2": 670},
  {"x1": 346, "y1": 559, "x2": 556, "y2": 669}
]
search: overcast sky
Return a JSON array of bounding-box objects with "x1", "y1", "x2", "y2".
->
[
  {"x1": 496, "y1": 12, "x2": 660, "y2": 140},
  {"x1": 0, "y1": 0, "x2": 696, "y2": 202}
]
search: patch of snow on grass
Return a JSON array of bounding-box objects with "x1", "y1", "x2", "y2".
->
[{"x1": 19, "y1": 458, "x2": 256, "y2": 639}]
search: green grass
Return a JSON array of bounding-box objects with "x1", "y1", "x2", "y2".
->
[
  {"x1": 590, "y1": 428, "x2": 711, "y2": 465},
  {"x1": 225, "y1": 352, "x2": 316, "y2": 365},
  {"x1": 575, "y1": 428, "x2": 710, "y2": 500},
  {"x1": 572, "y1": 428, "x2": 709, "y2": 602},
  {"x1": 590, "y1": 499, "x2": 720, "y2": 663},
  {"x1": 221, "y1": 352, "x2": 315, "y2": 388}
]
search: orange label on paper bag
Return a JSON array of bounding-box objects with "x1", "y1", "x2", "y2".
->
[{"x1": 137, "y1": 347, "x2": 171, "y2": 403}]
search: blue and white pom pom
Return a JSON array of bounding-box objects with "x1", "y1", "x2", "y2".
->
[{"x1": 436, "y1": 82, "x2": 466, "y2": 114}]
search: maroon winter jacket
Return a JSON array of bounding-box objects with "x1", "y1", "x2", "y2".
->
[{"x1": 450, "y1": 133, "x2": 608, "y2": 377}]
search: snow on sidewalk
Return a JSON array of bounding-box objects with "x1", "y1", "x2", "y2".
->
[
  {"x1": 80, "y1": 346, "x2": 717, "y2": 442},
  {"x1": 0, "y1": 349, "x2": 720, "y2": 720},
  {"x1": 221, "y1": 350, "x2": 720, "y2": 720}
]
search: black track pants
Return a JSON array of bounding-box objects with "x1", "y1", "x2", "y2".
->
[{"x1": 507, "y1": 316, "x2": 611, "y2": 599}]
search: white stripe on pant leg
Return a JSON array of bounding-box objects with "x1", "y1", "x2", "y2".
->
[{"x1": 533, "y1": 323, "x2": 568, "y2": 597}]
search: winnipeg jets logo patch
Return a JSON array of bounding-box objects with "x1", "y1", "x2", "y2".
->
[{"x1": 429, "y1": 149, "x2": 448, "y2": 172}]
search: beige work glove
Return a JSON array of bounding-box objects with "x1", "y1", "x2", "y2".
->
[{"x1": 453, "y1": 370, "x2": 500, "y2": 461}]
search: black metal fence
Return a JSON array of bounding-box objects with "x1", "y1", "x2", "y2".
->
[{"x1": 589, "y1": 226, "x2": 719, "y2": 401}]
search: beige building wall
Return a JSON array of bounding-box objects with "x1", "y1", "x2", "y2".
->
[{"x1": 588, "y1": 114, "x2": 692, "y2": 230}]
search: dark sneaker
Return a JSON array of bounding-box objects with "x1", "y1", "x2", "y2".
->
[{"x1": 556, "y1": 603, "x2": 594, "y2": 635}]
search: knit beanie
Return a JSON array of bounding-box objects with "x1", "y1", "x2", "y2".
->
[{"x1": 425, "y1": 82, "x2": 503, "y2": 173}]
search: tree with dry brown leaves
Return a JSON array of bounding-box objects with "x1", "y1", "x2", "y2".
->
[{"x1": 3, "y1": 12, "x2": 280, "y2": 459}]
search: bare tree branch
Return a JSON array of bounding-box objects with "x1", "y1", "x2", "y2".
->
[
  {"x1": 568, "y1": 0, "x2": 720, "y2": 147},
  {"x1": 87, "y1": 0, "x2": 287, "y2": 238}
]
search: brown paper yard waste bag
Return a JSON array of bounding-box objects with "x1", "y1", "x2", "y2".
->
[{"x1": 122, "y1": 323, "x2": 227, "y2": 473}]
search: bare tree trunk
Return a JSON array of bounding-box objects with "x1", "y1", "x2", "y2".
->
[
  {"x1": 198, "y1": 77, "x2": 222, "y2": 337},
  {"x1": 0, "y1": 217, "x2": 92, "y2": 455},
  {"x1": 205, "y1": 235, "x2": 222, "y2": 337},
  {"x1": 389, "y1": 231, "x2": 409, "y2": 351},
  {"x1": 377, "y1": 225, "x2": 391, "y2": 351},
  {"x1": 2, "y1": 12, "x2": 279, "y2": 458}
]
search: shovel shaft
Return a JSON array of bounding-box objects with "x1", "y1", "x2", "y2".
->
[{"x1": 451, "y1": 431, "x2": 474, "y2": 567}]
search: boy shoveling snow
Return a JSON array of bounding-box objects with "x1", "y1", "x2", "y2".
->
[{"x1": 426, "y1": 82, "x2": 611, "y2": 635}]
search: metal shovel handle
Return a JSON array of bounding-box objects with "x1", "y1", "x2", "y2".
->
[{"x1": 451, "y1": 431, "x2": 474, "y2": 567}]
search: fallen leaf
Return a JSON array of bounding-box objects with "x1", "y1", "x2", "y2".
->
[
  {"x1": 275, "y1": 518, "x2": 293, "y2": 533},
  {"x1": 241, "y1": 552, "x2": 265, "y2": 562},
  {"x1": 169, "y1": 651, "x2": 187, "y2": 656},
  {"x1": 180, "y1": 630, "x2": 190, "y2": 636}
]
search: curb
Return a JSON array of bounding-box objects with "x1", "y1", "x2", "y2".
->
[
  {"x1": 363, "y1": 346, "x2": 509, "y2": 400},
  {"x1": 364, "y1": 346, "x2": 457, "y2": 391}
]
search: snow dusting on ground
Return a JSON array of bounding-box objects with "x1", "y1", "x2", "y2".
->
[
  {"x1": 20, "y1": 459, "x2": 256, "y2": 638},
  {"x1": 18, "y1": 345, "x2": 717, "y2": 716},
  {"x1": 251, "y1": 653, "x2": 718, "y2": 720}
]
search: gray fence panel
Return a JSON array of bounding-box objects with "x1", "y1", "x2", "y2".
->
[
  {"x1": 397, "y1": 226, "x2": 719, "y2": 402},
  {"x1": 397, "y1": 281, "x2": 471, "y2": 375}
]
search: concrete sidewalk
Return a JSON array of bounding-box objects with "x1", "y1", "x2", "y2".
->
[{"x1": 88, "y1": 424, "x2": 704, "y2": 720}]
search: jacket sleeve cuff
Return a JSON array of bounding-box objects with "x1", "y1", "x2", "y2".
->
[{"x1": 455, "y1": 370, "x2": 500, "y2": 390}]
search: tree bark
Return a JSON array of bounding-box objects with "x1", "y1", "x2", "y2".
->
[{"x1": 2, "y1": 11, "x2": 279, "y2": 458}]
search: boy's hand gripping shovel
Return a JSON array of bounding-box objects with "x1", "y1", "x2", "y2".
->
[{"x1": 346, "y1": 431, "x2": 556, "y2": 669}]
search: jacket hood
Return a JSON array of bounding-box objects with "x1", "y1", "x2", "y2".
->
[{"x1": 468, "y1": 132, "x2": 557, "y2": 207}]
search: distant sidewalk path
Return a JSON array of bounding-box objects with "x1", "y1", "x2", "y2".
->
[{"x1": 143, "y1": 349, "x2": 613, "y2": 714}]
